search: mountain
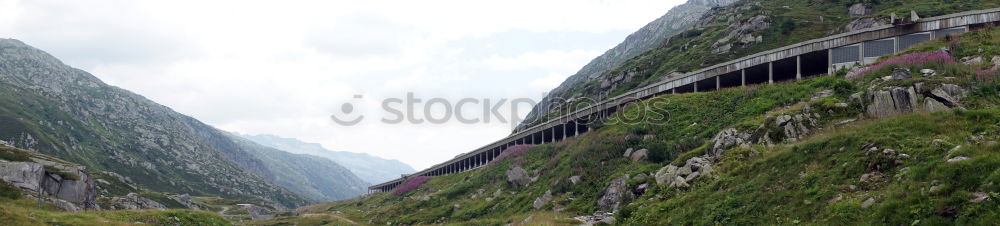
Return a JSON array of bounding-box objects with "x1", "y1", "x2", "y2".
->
[
  {"x1": 518, "y1": 0, "x2": 739, "y2": 130},
  {"x1": 0, "y1": 38, "x2": 363, "y2": 208},
  {"x1": 225, "y1": 134, "x2": 368, "y2": 201},
  {"x1": 238, "y1": 134, "x2": 415, "y2": 184}
]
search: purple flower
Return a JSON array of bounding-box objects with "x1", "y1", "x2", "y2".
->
[
  {"x1": 846, "y1": 52, "x2": 956, "y2": 80},
  {"x1": 489, "y1": 144, "x2": 534, "y2": 166},
  {"x1": 394, "y1": 176, "x2": 431, "y2": 195}
]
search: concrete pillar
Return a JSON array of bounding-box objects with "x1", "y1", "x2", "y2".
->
[
  {"x1": 741, "y1": 69, "x2": 746, "y2": 86},
  {"x1": 694, "y1": 81, "x2": 699, "y2": 92},
  {"x1": 796, "y1": 55, "x2": 802, "y2": 80},
  {"x1": 715, "y1": 76, "x2": 720, "y2": 90},
  {"x1": 671, "y1": 88, "x2": 676, "y2": 94},
  {"x1": 828, "y1": 49, "x2": 834, "y2": 75},
  {"x1": 768, "y1": 62, "x2": 774, "y2": 84},
  {"x1": 859, "y1": 42, "x2": 865, "y2": 65}
]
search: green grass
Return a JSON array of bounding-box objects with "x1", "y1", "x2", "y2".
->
[
  {"x1": 0, "y1": 197, "x2": 230, "y2": 226},
  {"x1": 623, "y1": 110, "x2": 1000, "y2": 225}
]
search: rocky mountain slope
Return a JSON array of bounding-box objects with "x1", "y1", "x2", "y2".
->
[
  {"x1": 0, "y1": 38, "x2": 364, "y2": 208},
  {"x1": 225, "y1": 133, "x2": 368, "y2": 201},
  {"x1": 519, "y1": 0, "x2": 738, "y2": 130},
  {"x1": 239, "y1": 133, "x2": 415, "y2": 184},
  {"x1": 519, "y1": 0, "x2": 1000, "y2": 129},
  {"x1": 278, "y1": 17, "x2": 1000, "y2": 226}
]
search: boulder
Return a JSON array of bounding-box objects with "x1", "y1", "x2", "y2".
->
[
  {"x1": 861, "y1": 197, "x2": 876, "y2": 208},
  {"x1": 506, "y1": 166, "x2": 531, "y2": 186},
  {"x1": 630, "y1": 149, "x2": 648, "y2": 162},
  {"x1": 866, "y1": 86, "x2": 918, "y2": 119},
  {"x1": 0, "y1": 161, "x2": 97, "y2": 210},
  {"x1": 655, "y1": 165, "x2": 678, "y2": 185},
  {"x1": 920, "y1": 69, "x2": 937, "y2": 76},
  {"x1": 568, "y1": 175, "x2": 581, "y2": 185},
  {"x1": 623, "y1": 148, "x2": 633, "y2": 158},
  {"x1": 929, "y1": 87, "x2": 961, "y2": 107},
  {"x1": 848, "y1": 3, "x2": 871, "y2": 17},
  {"x1": 532, "y1": 190, "x2": 553, "y2": 209},
  {"x1": 710, "y1": 128, "x2": 744, "y2": 156},
  {"x1": 107, "y1": 193, "x2": 166, "y2": 210},
  {"x1": 633, "y1": 173, "x2": 647, "y2": 181},
  {"x1": 597, "y1": 175, "x2": 629, "y2": 212},
  {"x1": 891, "y1": 68, "x2": 911, "y2": 80},
  {"x1": 168, "y1": 194, "x2": 203, "y2": 210},
  {"x1": 947, "y1": 156, "x2": 969, "y2": 163},
  {"x1": 962, "y1": 56, "x2": 984, "y2": 65}
]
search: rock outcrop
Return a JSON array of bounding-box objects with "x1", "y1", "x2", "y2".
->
[
  {"x1": 0, "y1": 152, "x2": 98, "y2": 211},
  {"x1": 865, "y1": 84, "x2": 967, "y2": 119},
  {"x1": 106, "y1": 193, "x2": 167, "y2": 210},
  {"x1": 655, "y1": 156, "x2": 716, "y2": 189},
  {"x1": 506, "y1": 166, "x2": 531, "y2": 187},
  {"x1": 532, "y1": 190, "x2": 552, "y2": 209},
  {"x1": 597, "y1": 175, "x2": 630, "y2": 212}
]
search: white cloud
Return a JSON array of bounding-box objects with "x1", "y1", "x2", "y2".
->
[{"x1": 0, "y1": 0, "x2": 687, "y2": 170}]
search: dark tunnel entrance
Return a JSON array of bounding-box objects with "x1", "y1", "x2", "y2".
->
[
  {"x1": 696, "y1": 77, "x2": 717, "y2": 92},
  {"x1": 719, "y1": 70, "x2": 742, "y2": 89},
  {"x1": 800, "y1": 51, "x2": 830, "y2": 78},
  {"x1": 773, "y1": 57, "x2": 797, "y2": 82},
  {"x1": 745, "y1": 63, "x2": 770, "y2": 85}
]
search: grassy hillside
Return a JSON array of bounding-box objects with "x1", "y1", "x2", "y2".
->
[
  {"x1": 271, "y1": 26, "x2": 1000, "y2": 225},
  {"x1": 0, "y1": 183, "x2": 229, "y2": 226}
]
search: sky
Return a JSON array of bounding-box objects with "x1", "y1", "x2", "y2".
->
[{"x1": 0, "y1": 0, "x2": 687, "y2": 170}]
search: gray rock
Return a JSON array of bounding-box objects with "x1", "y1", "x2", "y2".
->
[
  {"x1": 236, "y1": 203, "x2": 274, "y2": 220},
  {"x1": 970, "y1": 192, "x2": 989, "y2": 203},
  {"x1": 506, "y1": 166, "x2": 531, "y2": 186},
  {"x1": 630, "y1": 149, "x2": 648, "y2": 162},
  {"x1": 107, "y1": 193, "x2": 166, "y2": 210},
  {"x1": 655, "y1": 165, "x2": 678, "y2": 185},
  {"x1": 947, "y1": 156, "x2": 969, "y2": 163},
  {"x1": 623, "y1": 148, "x2": 633, "y2": 158},
  {"x1": 568, "y1": 175, "x2": 581, "y2": 185},
  {"x1": 0, "y1": 161, "x2": 97, "y2": 210},
  {"x1": 633, "y1": 173, "x2": 647, "y2": 181},
  {"x1": 597, "y1": 175, "x2": 629, "y2": 212},
  {"x1": 924, "y1": 98, "x2": 951, "y2": 112},
  {"x1": 710, "y1": 128, "x2": 743, "y2": 156},
  {"x1": 168, "y1": 194, "x2": 203, "y2": 210},
  {"x1": 962, "y1": 56, "x2": 984, "y2": 65},
  {"x1": 920, "y1": 69, "x2": 937, "y2": 76},
  {"x1": 861, "y1": 197, "x2": 876, "y2": 208},
  {"x1": 532, "y1": 190, "x2": 552, "y2": 209},
  {"x1": 929, "y1": 87, "x2": 961, "y2": 107},
  {"x1": 866, "y1": 86, "x2": 918, "y2": 119},
  {"x1": 848, "y1": 3, "x2": 871, "y2": 17},
  {"x1": 892, "y1": 68, "x2": 912, "y2": 80}
]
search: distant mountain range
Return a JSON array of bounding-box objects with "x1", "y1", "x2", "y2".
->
[
  {"x1": 0, "y1": 39, "x2": 367, "y2": 207},
  {"x1": 238, "y1": 134, "x2": 415, "y2": 184}
]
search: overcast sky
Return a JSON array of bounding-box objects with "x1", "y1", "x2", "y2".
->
[{"x1": 0, "y1": 0, "x2": 686, "y2": 170}]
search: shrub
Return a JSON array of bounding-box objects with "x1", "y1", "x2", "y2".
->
[{"x1": 395, "y1": 176, "x2": 431, "y2": 195}]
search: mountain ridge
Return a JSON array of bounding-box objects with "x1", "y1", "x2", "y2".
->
[
  {"x1": 0, "y1": 38, "x2": 366, "y2": 207},
  {"x1": 238, "y1": 133, "x2": 415, "y2": 184}
]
